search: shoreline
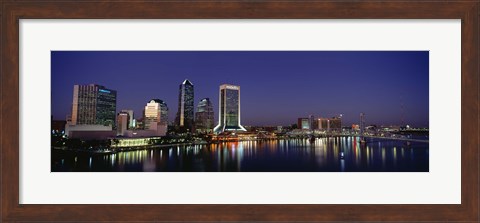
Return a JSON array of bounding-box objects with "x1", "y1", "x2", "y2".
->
[
  {"x1": 52, "y1": 142, "x2": 209, "y2": 154},
  {"x1": 53, "y1": 135, "x2": 428, "y2": 154}
]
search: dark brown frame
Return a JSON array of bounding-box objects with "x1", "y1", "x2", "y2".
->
[{"x1": 1, "y1": 1, "x2": 478, "y2": 222}]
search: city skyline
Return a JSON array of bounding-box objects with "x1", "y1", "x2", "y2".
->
[{"x1": 51, "y1": 51, "x2": 429, "y2": 127}]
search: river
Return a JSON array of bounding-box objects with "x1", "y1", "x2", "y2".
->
[{"x1": 52, "y1": 136, "x2": 428, "y2": 172}]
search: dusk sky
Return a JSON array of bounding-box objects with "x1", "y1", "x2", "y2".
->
[{"x1": 51, "y1": 51, "x2": 429, "y2": 127}]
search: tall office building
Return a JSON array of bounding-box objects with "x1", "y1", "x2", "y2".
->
[
  {"x1": 70, "y1": 84, "x2": 117, "y2": 127},
  {"x1": 121, "y1": 109, "x2": 134, "y2": 129},
  {"x1": 360, "y1": 112, "x2": 366, "y2": 135},
  {"x1": 175, "y1": 79, "x2": 194, "y2": 131},
  {"x1": 116, "y1": 112, "x2": 129, "y2": 136},
  {"x1": 214, "y1": 84, "x2": 246, "y2": 133},
  {"x1": 144, "y1": 99, "x2": 168, "y2": 130},
  {"x1": 195, "y1": 98, "x2": 214, "y2": 133}
]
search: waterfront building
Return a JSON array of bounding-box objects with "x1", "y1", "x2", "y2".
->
[
  {"x1": 317, "y1": 116, "x2": 342, "y2": 132},
  {"x1": 70, "y1": 84, "x2": 117, "y2": 127},
  {"x1": 110, "y1": 137, "x2": 161, "y2": 148},
  {"x1": 214, "y1": 84, "x2": 247, "y2": 133},
  {"x1": 121, "y1": 109, "x2": 134, "y2": 129},
  {"x1": 360, "y1": 112, "x2": 366, "y2": 135},
  {"x1": 329, "y1": 116, "x2": 342, "y2": 132},
  {"x1": 116, "y1": 112, "x2": 129, "y2": 136},
  {"x1": 144, "y1": 121, "x2": 167, "y2": 136},
  {"x1": 144, "y1": 99, "x2": 168, "y2": 130},
  {"x1": 317, "y1": 118, "x2": 328, "y2": 131},
  {"x1": 65, "y1": 124, "x2": 114, "y2": 139},
  {"x1": 175, "y1": 79, "x2": 194, "y2": 132},
  {"x1": 297, "y1": 118, "x2": 310, "y2": 130},
  {"x1": 309, "y1": 115, "x2": 316, "y2": 130},
  {"x1": 195, "y1": 98, "x2": 215, "y2": 133}
]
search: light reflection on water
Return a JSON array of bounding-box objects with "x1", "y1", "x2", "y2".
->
[{"x1": 52, "y1": 136, "x2": 429, "y2": 172}]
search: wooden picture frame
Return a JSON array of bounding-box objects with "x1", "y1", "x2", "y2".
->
[{"x1": 1, "y1": 1, "x2": 478, "y2": 222}]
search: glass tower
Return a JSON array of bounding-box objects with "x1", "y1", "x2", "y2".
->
[
  {"x1": 214, "y1": 84, "x2": 246, "y2": 134},
  {"x1": 175, "y1": 79, "x2": 194, "y2": 131},
  {"x1": 195, "y1": 98, "x2": 214, "y2": 133},
  {"x1": 71, "y1": 84, "x2": 117, "y2": 127}
]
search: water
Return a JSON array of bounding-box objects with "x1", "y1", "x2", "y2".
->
[{"x1": 52, "y1": 136, "x2": 429, "y2": 172}]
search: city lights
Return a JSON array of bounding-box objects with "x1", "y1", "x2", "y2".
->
[{"x1": 51, "y1": 51, "x2": 429, "y2": 172}]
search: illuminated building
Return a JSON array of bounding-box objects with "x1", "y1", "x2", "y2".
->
[
  {"x1": 70, "y1": 84, "x2": 117, "y2": 127},
  {"x1": 297, "y1": 118, "x2": 310, "y2": 130},
  {"x1": 195, "y1": 98, "x2": 214, "y2": 133},
  {"x1": 144, "y1": 99, "x2": 168, "y2": 130},
  {"x1": 175, "y1": 79, "x2": 195, "y2": 132},
  {"x1": 214, "y1": 84, "x2": 246, "y2": 133},
  {"x1": 121, "y1": 109, "x2": 134, "y2": 129},
  {"x1": 317, "y1": 118, "x2": 328, "y2": 131},
  {"x1": 116, "y1": 112, "x2": 129, "y2": 136},
  {"x1": 317, "y1": 116, "x2": 342, "y2": 132},
  {"x1": 110, "y1": 137, "x2": 161, "y2": 148}
]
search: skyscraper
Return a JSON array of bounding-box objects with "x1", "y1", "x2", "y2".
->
[
  {"x1": 214, "y1": 84, "x2": 246, "y2": 134},
  {"x1": 195, "y1": 98, "x2": 214, "y2": 133},
  {"x1": 144, "y1": 99, "x2": 168, "y2": 130},
  {"x1": 70, "y1": 84, "x2": 117, "y2": 127},
  {"x1": 175, "y1": 79, "x2": 194, "y2": 131}
]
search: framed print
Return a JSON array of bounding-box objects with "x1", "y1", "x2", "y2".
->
[{"x1": 1, "y1": 1, "x2": 478, "y2": 222}]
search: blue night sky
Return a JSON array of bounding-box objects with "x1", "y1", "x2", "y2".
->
[{"x1": 51, "y1": 51, "x2": 429, "y2": 127}]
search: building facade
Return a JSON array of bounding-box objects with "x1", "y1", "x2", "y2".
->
[
  {"x1": 195, "y1": 98, "x2": 215, "y2": 133},
  {"x1": 116, "y1": 112, "x2": 129, "y2": 136},
  {"x1": 121, "y1": 109, "x2": 134, "y2": 129},
  {"x1": 65, "y1": 124, "x2": 113, "y2": 139},
  {"x1": 360, "y1": 112, "x2": 366, "y2": 135},
  {"x1": 70, "y1": 84, "x2": 117, "y2": 127},
  {"x1": 309, "y1": 115, "x2": 316, "y2": 130},
  {"x1": 297, "y1": 118, "x2": 310, "y2": 130},
  {"x1": 214, "y1": 84, "x2": 246, "y2": 133},
  {"x1": 317, "y1": 116, "x2": 342, "y2": 132},
  {"x1": 175, "y1": 79, "x2": 194, "y2": 131},
  {"x1": 144, "y1": 99, "x2": 168, "y2": 130}
]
